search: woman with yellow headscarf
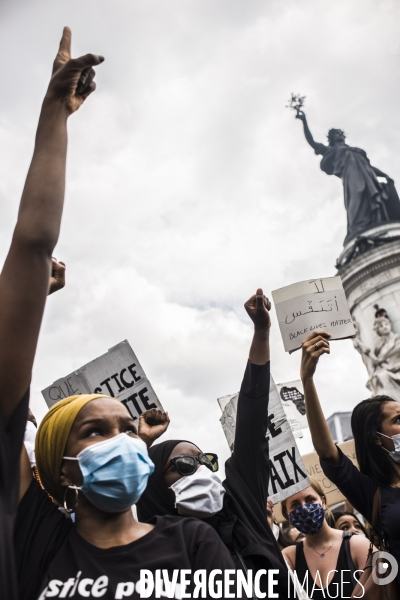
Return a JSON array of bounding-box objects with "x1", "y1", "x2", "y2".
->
[{"x1": 14, "y1": 392, "x2": 236, "y2": 600}]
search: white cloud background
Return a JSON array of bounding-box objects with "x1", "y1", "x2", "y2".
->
[{"x1": 1, "y1": 0, "x2": 400, "y2": 466}]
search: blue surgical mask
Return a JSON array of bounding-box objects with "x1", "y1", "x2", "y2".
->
[
  {"x1": 64, "y1": 434, "x2": 154, "y2": 513},
  {"x1": 289, "y1": 503, "x2": 325, "y2": 535}
]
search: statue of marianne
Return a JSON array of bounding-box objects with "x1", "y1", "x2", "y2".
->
[{"x1": 296, "y1": 110, "x2": 400, "y2": 245}]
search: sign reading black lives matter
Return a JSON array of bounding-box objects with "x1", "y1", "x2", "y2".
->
[
  {"x1": 218, "y1": 376, "x2": 309, "y2": 503},
  {"x1": 41, "y1": 340, "x2": 162, "y2": 423},
  {"x1": 272, "y1": 276, "x2": 355, "y2": 353}
]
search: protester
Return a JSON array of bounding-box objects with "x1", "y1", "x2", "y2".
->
[
  {"x1": 333, "y1": 511, "x2": 367, "y2": 537},
  {"x1": 16, "y1": 394, "x2": 236, "y2": 600},
  {"x1": 136, "y1": 289, "x2": 290, "y2": 598},
  {"x1": 300, "y1": 330, "x2": 400, "y2": 581},
  {"x1": 0, "y1": 28, "x2": 103, "y2": 600},
  {"x1": 281, "y1": 480, "x2": 371, "y2": 598}
]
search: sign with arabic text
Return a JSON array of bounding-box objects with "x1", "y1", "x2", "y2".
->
[
  {"x1": 271, "y1": 276, "x2": 355, "y2": 353},
  {"x1": 218, "y1": 376, "x2": 310, "y2": 504},
  {"x1": 41, "y1": 340, "x2": 163, "y2": 423}
]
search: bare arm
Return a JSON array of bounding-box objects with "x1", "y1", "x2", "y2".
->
[
  {"x1": 282, "y1": 545, "x2": 296, "y2": 570},
  {"x1": 19, "y1": 445, "x2": 33, "y2": 501},
  {"x1": 350, "y1": 533, "x2": 376, "y2": 571},
  {"x1": 244, "y1": 288, "x2": 271, "y2": 364},
  {"x1": 300, "y1": 331, "x2": 340, "y2": 464},
  {"x1": 0, "y1": 28, "x2": 103, "y2": 425}
]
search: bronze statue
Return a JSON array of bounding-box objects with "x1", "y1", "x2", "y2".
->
[{"x1": 289, "y1": 96, "x2": 400, "y2": 245}]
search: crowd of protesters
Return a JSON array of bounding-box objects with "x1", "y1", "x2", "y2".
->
[{"x1": 1, "y1": 27, "x2": 400, "y2": 600}]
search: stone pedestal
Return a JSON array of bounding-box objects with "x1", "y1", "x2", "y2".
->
[{"x1": 337, "y1": 222, "x2": 400, "y2": 399}]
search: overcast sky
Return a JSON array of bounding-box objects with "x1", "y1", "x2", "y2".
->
[{"x1": 1, "y1": 0, "x2": 400, "y2": 465}]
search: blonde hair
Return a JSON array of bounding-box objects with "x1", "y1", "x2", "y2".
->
[{"x1": 281, "y1": 478, "x2": 334, "y2": 525}]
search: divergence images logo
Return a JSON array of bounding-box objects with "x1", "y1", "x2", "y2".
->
[{"x1": 372, "y1": 552, "x2": 398, "y2": 586}]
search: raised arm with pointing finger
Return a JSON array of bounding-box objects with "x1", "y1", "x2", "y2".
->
[
  {"x1": 0, "y1": 28, "x2": 103, "y2": 424},
  {"x1": 0, "y1": 28, "x2": 103, "y2": 600}
]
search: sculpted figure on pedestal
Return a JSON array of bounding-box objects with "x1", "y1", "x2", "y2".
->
[
  {"x1": 353, "y1": 314, "x2": 400, "y2": 398},
  {"x1": 295, "y1": 109, "x2": 400, "y2": 246}
]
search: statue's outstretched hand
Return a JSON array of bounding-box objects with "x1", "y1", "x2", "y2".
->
[{"x1": 295, "y1": 110, "x2": 306, "y2": 122}]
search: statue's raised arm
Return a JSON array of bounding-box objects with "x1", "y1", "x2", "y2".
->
[
  {"x1": 295, "y1": 110, "x2": 327, "y2": 155},
  {"x1": 290, "y1": 101, "x2": 400, "y2": 245}
]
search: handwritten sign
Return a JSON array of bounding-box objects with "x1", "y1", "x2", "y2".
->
[
  {"x1": 218, "y1": 376, "x2": 310, "y2": 504},
  {"x1": 41, "y1": 340, "x2": 163, "y2": 423},
  {"x1": 272, "y1": 276, "x2": 355, "y2": 353},
  {"x1": 276, "y1": 380, "x2": 308, "y2": 438}
]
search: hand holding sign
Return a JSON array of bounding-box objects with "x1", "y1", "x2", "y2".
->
[
  {"x1": 300, "y1": 332, "x2": 331, "y2": 381},
  {"x1": 139, "y1": 409, "x2": 170, "y2": 448}
]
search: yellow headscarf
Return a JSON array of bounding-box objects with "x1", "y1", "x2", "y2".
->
[{"x1": 36, "y1": 394, "x2": 111, "y2": 505}]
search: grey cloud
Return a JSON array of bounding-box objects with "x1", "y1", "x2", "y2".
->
[{"x1": 1, "y1": 0, "x2": 399, "y2": 458}]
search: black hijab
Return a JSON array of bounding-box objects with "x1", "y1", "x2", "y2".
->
[
  {"x1": 136, "y1": 438, "x2": 289, "y2": 598},
  {"x1": 136, "y1": 439, "x2": 198, "y2": 521}
]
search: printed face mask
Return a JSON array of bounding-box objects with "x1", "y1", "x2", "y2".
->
[
  {"x1": 64, "y1": 434, "x2": 154, "y2": 513},
  {"x1": 376, "y1": 431, "x2": 400, "y2": 464},
  {"x1": 170, "y1": 464, "x2": 225, "y2": 518},
  {"x1": 24, "y1": 420, "x2": 37, "y2": 468},
  {"x1": 289, "y1": 503, "x2": 325, "y2": 535}
]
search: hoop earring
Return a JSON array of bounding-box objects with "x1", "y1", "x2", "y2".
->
[{"x1": 63, "y1": 487, "x2": 79, "y2": 513}]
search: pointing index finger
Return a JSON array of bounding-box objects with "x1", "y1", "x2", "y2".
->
[{"x1": 58, "y1": 26, "x2": 72, "y2": 57}]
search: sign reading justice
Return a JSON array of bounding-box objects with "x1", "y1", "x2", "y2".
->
[
  {"x1": 218, "y1": 376, "x2": 310, "y2": 504},
  {"x1": 272, "y1": 276, "x2": 355, "y2": 353},
  {"x1": 41, "y1": 340, "x2": 162, "y2": 423}
]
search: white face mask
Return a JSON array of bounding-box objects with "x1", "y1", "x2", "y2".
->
[
  {"x1": 170, "y1": 465, "x2": 225, "y2": 518},
  {"x1": 24, "y1": 420, "x2": 37, "y2": 468},
  {"x1": 376, "y1": 431, "x2": 400, "y2": 463}
]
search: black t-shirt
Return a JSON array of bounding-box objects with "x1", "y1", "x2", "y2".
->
[
  {"x1": 0, "y1": 390, "x2": 30, "y2": 600},
  {"x1": 320, "y1": 447, "x2": 400, "y2": 575},
  {"x1": 15, "y1": 479, "x2": 237, "y2": 600}
]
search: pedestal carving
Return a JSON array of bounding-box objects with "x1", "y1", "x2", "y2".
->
[{"x1": 338, "y1": 223, "x2": 400, "y2": 399}]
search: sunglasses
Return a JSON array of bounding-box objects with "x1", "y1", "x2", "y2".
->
[{"x1": 162, "y1": 453, "x2": 219, "y2": 476}]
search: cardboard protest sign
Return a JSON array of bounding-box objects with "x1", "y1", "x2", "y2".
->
[
  {"x1": 42, "y1": 340, "x2": 162, "y2": 423},
  {"x1": 273, "y1": 439, "x2": 357, "y2": 522},
  {"x1": 218, "y1": 377, "x2": 310, "y2": 504},
  {"x1": 271, "y1": 276, "x2": 355, "y2": 353},
  {"x1": 276, "y1": 380, "x2": 308, "y2": 438}
]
